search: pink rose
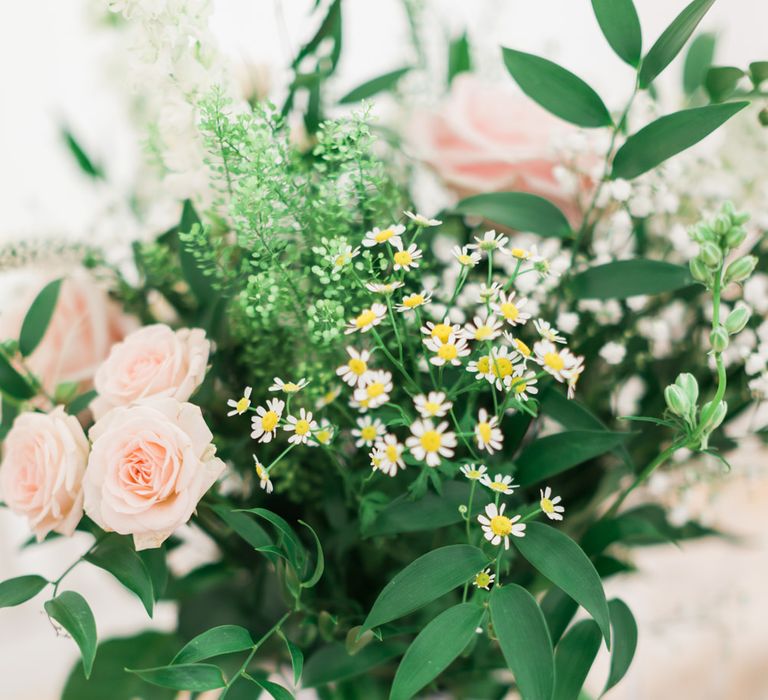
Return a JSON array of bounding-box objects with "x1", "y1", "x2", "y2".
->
[
  {"x1": 0, "y1": 407, "x2": 89, "y2": 540},
  {"x1": 83, "y1": 398, "x2": 225, "y2": 550},
  {"x1": 410, "y1": 74, "x2": 578, "y2": 211},
  {"x1": 91, "y1": 324, "x2": 211, "y2": 419},
  {"x1": 0, "y1": 268, "x2": 136, "y2": 395}
]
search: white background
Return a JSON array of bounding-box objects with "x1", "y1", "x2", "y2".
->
[{"x1": 1, "y1": 1, "x2": 768, "y2": 698}]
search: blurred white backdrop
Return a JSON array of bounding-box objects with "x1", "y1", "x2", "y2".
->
[{"x1": 1, "y1": 1, "x2": 768, "y2": 698}]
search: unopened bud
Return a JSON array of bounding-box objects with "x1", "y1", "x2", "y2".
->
[
  {"x1": 724, "y1": 225, "x2": 747, "y2": 249},
  {"x1": 723, "y1": 255, "x2": 758, "y2": 284},
  {"x1": 675, "y1": 373, "x2": 699, "y2": 406},
  {"x1": 689, "y1": 257, "x2": 713, "y2": 285},
  {"x1": 713, "y1": 215, "x2": 731, "y2": 236},
  {"x1": 690, "y1": 223, "x2": 716, "y2": 243},
  {"x1": 665, "y1": 384, "x2": 691, "y2": 418},
  {"x1": 710, "y1": 326, "x2": 730, "y2": 352},
  {"x1": 699, "y1": 242, "x2": 723, "y2": 268},
  {"x1": 724, "y1": 305, "x2": 751, "y2": 334},
  {"x1": 700, "y1": 400, "x2": 728, "y2": 433}
]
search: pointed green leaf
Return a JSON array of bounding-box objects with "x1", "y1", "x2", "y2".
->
[
  {"x1": 514, "y1": 523, "x2": 611, "y2": 645},
  {"x1": 455, "y1": 192, "x2": 572, "y2": 238},
  {"x1": 391, "y1": 603, "x2": 485, "y2": 700},
  {"x1": 591, "y1": 0, "x2": 642, "y2": 67},
  {"x1": 338, "y1": 67, "x2": 411, "y2": 104},
  {"x1": 0, "y1": 575, "x2": 48, "y2": 607},
  {"x1": 541, "y1": 587, "x2": 579, "y2": 646},
  {"x1": 448, "y1": 33, "x2": 472, "y2": 85},
  {"x1": 62, "y1": 129, "x2": 104, "y2": 180},
  {"x1": 139, "y1": 546, "x2": 169, "y2": 601},
  {"x1": 303, "y1": 641, "x2": 406, "y2": 687},
  {"x1": 298, "y1": 520, "x2": 324, "y2": 588},
  {"x1": 237, "y1": 507, "x2": 305, "y2": 571},
  {"x1": 362, "y1": 545, "x2": 488, "y2": 630},
  {"x1": 68, "y1": 389, "x2": 97, "y2": 415},
  {"x1": 0, "y1": 352, "x2": 35, "y2": 400},
  {"x1": 683, "y1": 33, "x2": 717, "y2": 94},
  {"x1": 570, "y1": 259, "x2": 693, "y2": 300},
  {"x1": 612, "y1": 102, "x2": 748, "y2": 179},
  {"x1": 639, "y1": 0, "x2": 717, "y2": 88},
  {"x1": 280, "y1": 632, "x2": 304, "y2": 685},
  {"x1": 45, "y1": 591, "x2": 98, "y2": 678},
  {"x1": 490, "y1": 584, "x2": 555, "y2": 700},
  {"x1": 553, "y1": 620, "x2": 602, "y2": 700},
  {"x1": 19, "y1": 278, "x2": 62, "y2": 357},
  {"x1": 178, "y1": 200, "x2": 215, "y2": 304},
  {"x1": 247, "y1": 676, "x2": 294, "y2": 700},
  {"x1": 85, "y1": 536, "x2": 155, "y2": 617},
  {"x1": 172, "y1": 625, "x2": 254, "y2": 665},
  {"x1": 516, "y1": 430, "x2": 631, "y2": 486},
  {"x1": 501, "y1": 47, "x2": 612, "y2": 128},
  {"x1": 705, "y1": 66, "x2": 744, "y2": 102},
  {"x1": 604, "y1": 599, "x2": 638, "y2": 693},
  {"x1": 128, "y1": 663, "x2": 226, "y2": 691},
  {"x1": 750, "y1": 61, "x2": 768, "y2": 87}
]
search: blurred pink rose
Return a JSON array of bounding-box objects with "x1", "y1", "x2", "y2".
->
[
  {"x1": 83, "y1": 398, "x2": 225, "y2": 550},
  {"x1": 410, "y1": 74, "x2": 577, "y2": 210},
  {"x1": 91, "y1": 324, "x2": 211, "y2": 420},
  {"x1": 0, "y1": 407, "x2": 89, "y2": 540},
  {"x1": 0, "y1": 268, "x2": 136, "y2": 396}
]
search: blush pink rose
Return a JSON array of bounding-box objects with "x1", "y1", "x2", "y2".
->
[
  {"x1": 410, "y1": 74, "x2": 578, "y2": 212},
  {"x1": 0, "y1": 407, "x2": 89, "y2": 540},
  {"x1": 83, "y1": 398, "x2": 225, "y2": 550},
  {"x1": 91, "y1": 324, "x2": 211, "y2": 419},
  {"x1": 0, "y1": 268, "x2": 136, "y2": 396}
]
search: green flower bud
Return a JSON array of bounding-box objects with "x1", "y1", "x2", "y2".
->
[
  {"x1": 713, "y1": 214, "x2": 732, "y2": 236},
  {"x1": 675, "y1": 372, "x2": 699, "y2": 406},
  {"x1": 689, "y1": 257, "x2": 713, "y2": 285},
  {"x1": 699, "y1": 242, "x2": 723, "y2": 268},
  {"x1": 700, "y1": 400, "x2": 728, "y2": 433},
  {"x1": 710, "y1": 326, "x2": 730, "y2": 352},
  {"x1": 689, "y1": 223, "x2": 716, "y2": 244},
  {"x1": 724, "y1": 305, "x2": 751, "y2": 334},
  {"x1": 664, "y1": 384, "x2": 691, "y2": 418},
  {"x1": 724, "y1": 225, "x2": 747, "y2": 249},
  {"x1": 723, "y1": 255, "x2": 758, "y2": 284}
]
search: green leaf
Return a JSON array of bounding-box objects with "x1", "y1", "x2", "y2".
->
[
  {"x1": 338, "y1": 67, "x2": 411, "y2": 104},
  {"x1": 172, "y1": 625, "x2": 254, "y2": 665},
  {"x1": 390, "y1": 603, "x2": 486, "y2": 700},
  {"x1": 705, "y1": 66, "x2": 745, "y2": 102},
  {"x1": 303, "y1": 641, "x2": 406, "y2": 687},
  {"x1": 280, "y1": 632, "x2": 304, "y2": 685},
  {"x1": 541, "y1": 587, "x2": 579, "y2": 646},
  {"x1": 490, "y1": 584, "x2": 555, "y2": 700},
  {"x1": 298, "y1": 520, "x2": 324, "y2": 587},
  {"x1": 514, "y1": 523, "x2": 611, "y2": 645},
  {"x1": 45, "y1": 591, "x2": 98, "y2": 678},
  {"x1": 612, "y1": 102, "x2": 748, "y2": 179},
  {"x1": 516, "y1": 430, "x2": 631, "y2": 486},
  {"x1": 247, "y1": 676, "x2": 294, "y2": 700},
  {"x1": 552, "y1": 620, "x2": 602, "y2": 700},
  {"x1": 448, "y1": 33, "x2": 472, "y2": 85},
  {"x1": 581, "y1": 514, "x2": 668, "y2": 556},
  {"x1": 501, "y1": 47, "x2": 612, "y2": 128},
  {"x1": 62, "y1": 128, "x2": 105, "y2": 179},
  {"x1": 362, "y1": 544, "x2": 488, "y2": 630},
  {"x1": 85, "y1": 536, "x2": 155, "y2": 616},
  {"x1": 591, "y1": 0, "x2": 642, "y2": 67},
  {"x1": 128, "y1": 663, "x2": 226, "y2": 691},
  {"x1": 139, "y1": 546, "x2": 169, "y2": 601},
  {"x1": 68, "y1": 389, "x2": 97, "y2": 415},
  {"x1": 570, "y1": 259, "x2": 693, "y2": 300},
  {"x1": 750, "y1": 61, "x2": 768, "y2": 87},
  {"x1": 455, "y1": 192, "x2": 572, "y2": 238},
  {"x1": 19, "y1": 278, "x2": 62, "y2": 357},
  {"x1": 238, "y1": 507, "x2": 306, "y2": 572},
  {"x1": 212, "y1": 505, "x2": 273, "y2": 554},
  {"x1": 604, "y1": 599, "x2": 638, "y2": 693},
  {"x1": 683, "y1": 33, "x2": 717, "y2": 94},
  {"x1": 0, "y1": 351, "x2": 35, "y2": 400},
  {"x1": 0, "y1": 574, "x2": 48, "y2": 607},
  {"x1": 178, "y1": 201, "x2": 215, "y2": 304},
  {"x1": 639, "y1": 0, "x2": 717, "y2": 88}
]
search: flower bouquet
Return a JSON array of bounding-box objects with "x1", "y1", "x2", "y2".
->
[{"x1": 2, "y1": 1, "x2": 767, "y2": 699}]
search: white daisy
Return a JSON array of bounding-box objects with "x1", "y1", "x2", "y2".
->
[
  {"x1": 404, "y1": 210, "x2": 442, "y2": 227},
  {"x1": 345, "y1": 304, "x2": 387, "y2": 334},
  {"x1": 227, "y1": 386, "x2": 253, "y2": 416},
  {"x1": 392, "y1": 241, "x2": 423, "y2": 272},
  {"x1": 352, "y1": 416, "x2": 386, "y2": 447},
  {"x1": 478, "y1": 503, "x2": 525, "y2": 549},
  {"x1": 423, "y1": 333, "x2": 471, "y2": 367},
  {"x1": 467, "y1": 354, "x2": 493, "y2": 381},
  {"x1": 315, "y1": 386, "x2": 341, "y2": 409},
  {"x1": 486, "y1": 345, "x2": 522, "y2": 391},
  {"x1": 250, "y1": 398, "x2": 285, "y2": 443},
  {"x1": 451, "y1": 245, "x2": 481, "y2": 268},
  {"x1": 540, "y1": 486, "x2": 565, "y2": 521},
  {"x1": 460, "y1": 463, "x2": 488, "y2": 481},
  {"x1": 396, "y1": 290, "x2": 433, "y2": 313},
  {"x1": 504, "y1": 331, "x2": 533, "y2": 361},
  {"x1": 507, "y1": 371, "x2": 539, "y2": 401},
  {"x1": 366, "y1": 280, "x2": 405, "y2": 294},
  {"x1": 461, "y1": 314, "x2": 503, "y2": 342},
  {"x1": 363, "y1": 224, "x2": 405, "y2": 248},
  {"x1": 480, "y1": 473, "x2": 517, "y2": 495},
  {"x1": 491, "y1": 291, "x2": 531, "y2": 327},
  {"x1": 269, "y1": 377, "x2": 310, "y2": 393},
  {"x1": 421, "y1": 318, "x2": 461, "y2": 344},
  {"x1": 504, "y1": 243, "x2": 542, "y2": 262},
  {"x1": 413, "y1": 391, "x2": 452, "y2": 418},
  {"x1": 336, "y1": 347, "x2": 374, "y2": 387},
  {"x1": 310, "y1": 419, "x2": 335, "y2": 446},
  {"x1": 253, "y1": 456, "x2": 273, "y2": 494},
  {"x1": 406, "y1": 419, "x2": 457, "y2": 467},
  {"x1": 534, "y1": 319, "x2": 566, "y2": 344},
  {"x1": 469, "y1": 229, "x2": 508, "y2": 253},
  {"x1": 473, "y1": 567, "x2": 495, "y2": 590},
  {"x1": 332, "y1": 245, "x2": 360, "y2": 270},
  {"x1": 475, "y1": 409, "x2": 503, "y2": 454},
  {"x1": 478, "y1": 282, "x2": 503, "y2": 303},
  {"x1": 375, "y1": 434, "x2": 406, "y2": 476},
  {"x1": 284, "y1": 408, "x2": 319, "y2": 445},
  {"x1": 352, "y1": 369, "x2": 393, "y2": 410},
  {"x1": 533, "y1": 340, "x2": 585, "y2": 385}
]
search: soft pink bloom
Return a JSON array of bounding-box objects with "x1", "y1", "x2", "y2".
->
[
  {"x1": 0, "y1": 407, "x2": 89, "y2": 540},
  {"x1": 410, "y1": 74, "x2": 578, "y2": 211},
  {"x1": 91, "y1": 324, "x2": 211, "y2": 419},
  {"x1": 83, "y1": 398, "x2": 225, "y2": 550},
  {"x1": 0, "y1": 268, "x2": 136, "y2": 396}
]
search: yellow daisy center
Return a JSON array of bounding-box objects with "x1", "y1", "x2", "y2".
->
[
  {"x1": 477, "y1": 422, "x2": 493, "y2": 444},
  {"x1": 499, "y1": 302, "x2": 519, "y2": 321},
  {"x1": 424, "y1": 401, "x2": 442, "y2": 415},
  {"x1": 491, "y1": 357, "x2": 513, "y2": 378},
  {"x1": 295, "y1": 419, "x2": 311, "y2": 436},
  {"x1": 512, "y1": 381, "x2": 527, "y2": 394},
  {"x1": 385, "y1": 444, "x2": 400, "y2": 462},
  {"x1": 374, "y1": 228, "x2": 394, "y2": 243},
  {"x1": 432, "y1": 323, "x2": 453, "y2": 343},
  {"x1": 255, "y1": 464, "x2": 267, "y2": 479},
  {"x1": 316, "y1": 429, "x2": 332, "y2": 444},
  {"x1": 437, "y1": 343, "x2": 458, "y2": 361},
  {"x1": 474, "y1": 325, "x2": 494, "y2": 341},
  {"x1": 261, "y1": 411, "x2": 279, "y2": 432},
  {"x1": 366, "y1": 382, "x2": 385, "y2": 398},
  {"x1": 283, "y1": 382, "x2": 301, "y2": 392},
  {"x1": 322, "y1": 390, "x2": 338, "y2": 404},
  {"x1": 235, "y1": 397, "x2": 250, "y2": 413},
  {"x1": 348, "y1": 358, "x2": 367, "y2": 375},
  {"x1": 514, "y1": 339, "x2": 531, "y2": 357},
  {"x1": 541, "y1": 498, "x2": 555, "y2": 513},
  {"x1": 355, "y1": 309, "x2": 377, "y2": 328},
  {"x1": 420, "y1": 430, "x2": 441, "y2": 453},
  {"x1": 490, "y1": 481, "x2": 508, "y2": 492},
  {"x1": 490, "y1": 514, "x2": 513, "y2": 536},
  {"x1": 458, "y1": 254, "x2": 474, "y2": 265},
  {"x1": 476, "y1": 356, "x2": 491, "y2": 374},
  {"x1": 403, "y1": 294, "x2": 424, "y2": 308},
  {"x1": 335, "y1": 253, "x2": 350, "y2": 267},
  {"x1": 510, "y1": 247, "x2": 529, "y2": 259},
  {"x1": 465, "y1": 469, "x2": 482, "y2": 479},
  {"x1": 544, "y1": 352, "x2": 565, "y2": 372},
  {"x1": 475, "y1": 571, "x2": 491, "y2": 587},
  {"x1": 361, "y1": 425, "x2": 378, "y2": 441},
  {"x1": 394, "y1": 250, "x2": 413, "y2": 267}
]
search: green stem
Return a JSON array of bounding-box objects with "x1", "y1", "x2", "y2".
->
[
  {"x1": 227, "y1": 611, "x2": 292, "y2": 688},
  {"x1": 266, "y1": 443, "x2": 296, "y2": 473}
]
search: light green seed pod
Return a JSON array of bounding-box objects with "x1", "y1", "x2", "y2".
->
[
  {"x1": 724, "y1": 225, "x2": 747, "y2": 249},
  {"x1": 710, "y1": 326, "x2": 730, "y2": 352},
  {"x1": 689, "y1": 257, "x2": 712, "y2": 285},
  {"x1": 724, "y1": 305, "x2": 751, "y2": 334},
  {"x1": 699, "y1": 242, "x2": 723, "y2": 268},
  {"x1": 700, "y1": 400, "x2": 728, "y2": 433},
  {"x1": 723, "y1": 255, "x2": 758, "y2": 284},
  {"x1": 664, "y1": 384, "x2": 691, "y2": 418},
  {"x1": 675, "y1": 372, "x2": 699, "y2": 406}
]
